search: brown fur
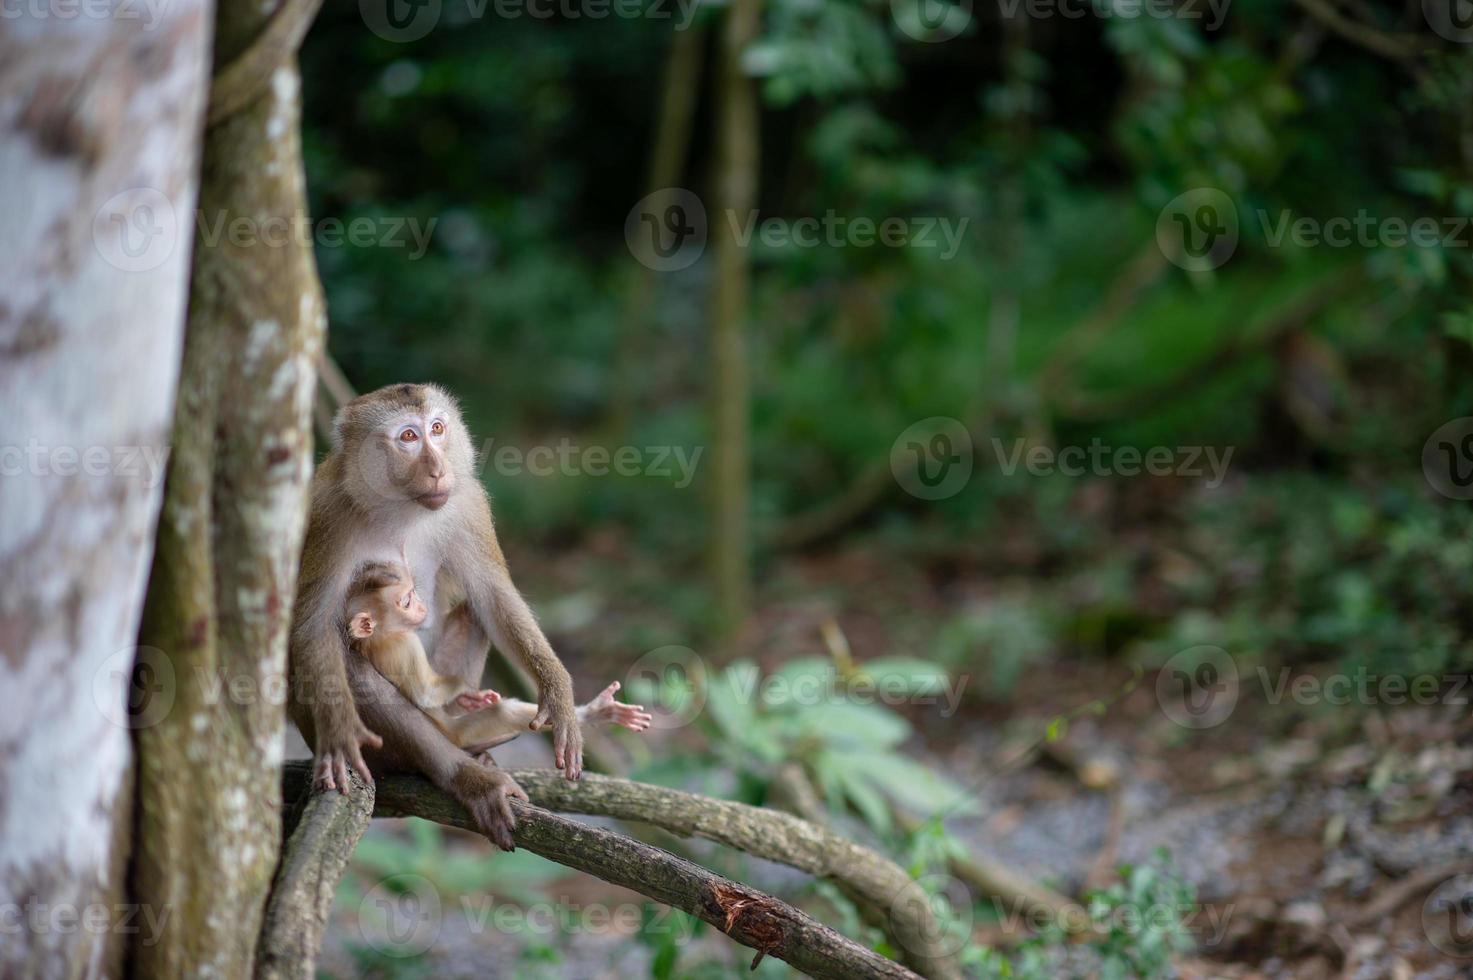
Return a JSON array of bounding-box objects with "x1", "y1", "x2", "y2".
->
[{"x1": 288, "y1": 383, "x2": 581, "y2": 850}]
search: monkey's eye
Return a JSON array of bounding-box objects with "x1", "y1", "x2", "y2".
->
[
  {"x1": 430, "y1": 419, "x2": 445, "y2": 437},
  {"x1": 398, "y1": 428, "x2": 419, "y2": 444}
]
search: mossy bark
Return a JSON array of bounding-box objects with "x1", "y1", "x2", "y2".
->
[{"x1": 132, "y1": 1, "x2": 325, "y2": 974}]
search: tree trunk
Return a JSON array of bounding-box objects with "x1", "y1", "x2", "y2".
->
[
  {"x1": 130, "y1": 0, "x2": 325, "y2": 974},
  {"x1": 0, "y1": 5, "x2": 211, "y2": 977},
  {"x1": 608, "y1": 26, "x2": 707, "y2": 437},
  {"x1": 709, "y1": 0, "x2": 761, "y2": 638}
]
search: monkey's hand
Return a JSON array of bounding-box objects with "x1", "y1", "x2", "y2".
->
[
  {"x1": 312, "y1": 720, "x2": 383, "y2": 795},
  {"x1": 579, "y1": 681, "x2": 652, "y2": 733},
  {"x1": 451, "y1": 762, "x2": 528, "y2": 851},
  {"x1": 531, "y1": 691, "x2": 583, "y2": 780},
  {"x1": 452, "y1": 689, "x2": 501, "y2": 714}
]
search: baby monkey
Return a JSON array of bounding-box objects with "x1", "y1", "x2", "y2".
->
[{"x1": 345, "y1": 560, "x2": 651, "y2": 752}]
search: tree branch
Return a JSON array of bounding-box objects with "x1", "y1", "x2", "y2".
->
[
  {"x1": 279, "y1": 763, "x2": 921, "y2": 979},
  {"x1": 256, "y1": 772, "x2": 375, "y2": 980}
]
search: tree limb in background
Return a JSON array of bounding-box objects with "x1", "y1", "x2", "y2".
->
[
  {"x1": 1037, "y1": 241, "x2": 1170, "y2": 398},
  {"x1": 709, "y1": 0, "x2": 763, "y2": 636},
  {"x1": 255, "y1": 773, "x2": 375, "y2": 980},
  {"x1": 1288, "y1": 0, "x2": 1426, "y2": 62},
  {"x1": 281, "y1": 764, "x2": 922, "y2": 979},
  {"x1": 608, "y1": 26, "x2": 708, "y2": 436},
  {"x1": 208, "y1": 0, "x2": 326, "y2": 126},
  {"x1": 1051, "y1": 269, "x2": 1359, "y2": 424}
]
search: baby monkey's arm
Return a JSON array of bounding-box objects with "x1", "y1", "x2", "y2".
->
[{"x1": 451, "y1": 681, "x2": 651, "y2": 753}]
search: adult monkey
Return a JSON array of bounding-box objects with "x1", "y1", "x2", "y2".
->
[{"x1": 289, "y1": 383, "x2": 582, "y2": 849}]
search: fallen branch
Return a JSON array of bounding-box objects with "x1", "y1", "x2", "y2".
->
[
  {"x1": 282, "y1": 762, "x2": 958, "y2": 978},
  {"x1": 256, "y1": 771, "x2": 375, "y2": 980},
  {"x1": 279, "y1": 764, "x2": 919, "y2": 979}
]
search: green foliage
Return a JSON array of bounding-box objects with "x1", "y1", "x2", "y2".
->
[{"x1": 629, "y1": 657, "x2": 972, "y2": 830}]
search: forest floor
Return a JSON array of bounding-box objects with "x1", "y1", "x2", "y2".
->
[{"x1": 312, "y1": 514, "x2": 1473, "y2": 979}]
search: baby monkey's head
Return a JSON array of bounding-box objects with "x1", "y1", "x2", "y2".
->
[{"x1": 346, "y1": 560, "x2": 428, "y2": 640}]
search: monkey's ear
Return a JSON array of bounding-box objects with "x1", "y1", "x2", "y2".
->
[{"x1": 348, "y1": 612, "x2": 376, "y2": 639}]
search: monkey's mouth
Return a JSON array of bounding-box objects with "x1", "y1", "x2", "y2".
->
[{"x1": 415, "y1": 490, "x2": 451, "y2": 510}]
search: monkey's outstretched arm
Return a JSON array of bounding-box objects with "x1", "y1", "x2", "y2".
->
[
  {"x1": 450, "y1": 682, "x2": 651, "y2": 753},
  {"x1": 450, "y1": 503, "x2": 584, "y2": 780}
]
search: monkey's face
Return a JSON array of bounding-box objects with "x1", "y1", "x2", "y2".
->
[
  {"x1": 368, "y1": 408, "x2": 457, "y2": 510},
  {"x1": 387, "y1": 581, "x2": 429, "y2": 629},
  {"x1": 338, "y1": 384, "x2": 475, "y2": 510}
]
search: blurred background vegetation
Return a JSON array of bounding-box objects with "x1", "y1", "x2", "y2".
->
[{"x1": 296, "y1": 1, "x2": 1473, "y2": 976}]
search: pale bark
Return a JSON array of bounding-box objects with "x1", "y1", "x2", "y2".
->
[
  {"x1": 131, "y1": 0, "x2": 325, "y2": 975},
  {"x1": 0, "y1": 4, "x2": 211, "y2": 977}
]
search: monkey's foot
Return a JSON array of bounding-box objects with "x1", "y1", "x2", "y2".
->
[{"x1": 584, "y1": 681, "x2": 653, "y2": 732}]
